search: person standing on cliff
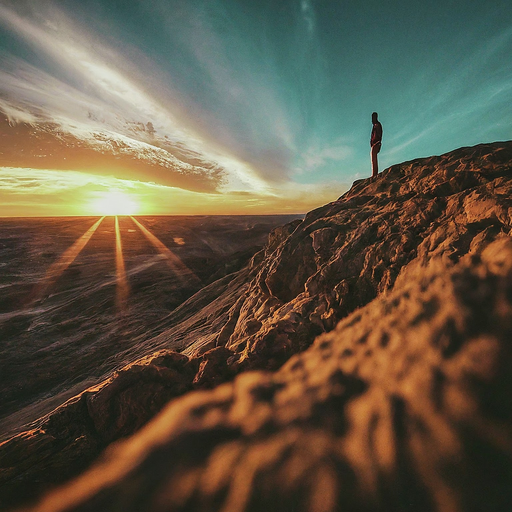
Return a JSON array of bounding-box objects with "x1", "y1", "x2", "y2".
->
[{"x1": 370, "y1": 112, "x2": 383, "y2": 177}]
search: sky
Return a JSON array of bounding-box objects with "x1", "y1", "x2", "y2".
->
[{"x1": 0, "y1": 0, "x2": 511, "y2": 216}]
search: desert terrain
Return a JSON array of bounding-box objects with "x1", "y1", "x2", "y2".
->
[
  {"x1": 2, "y1": 141, "x2": 512, "y2": 511},
  {"x1": 0, "y1": 215, "x2": 299, "y2": 442}
]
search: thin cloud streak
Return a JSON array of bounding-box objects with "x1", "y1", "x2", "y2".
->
[
  {"x1": 298, "y1": 141, "x2": 353, "y2": 174},
  {"x1": 0, "y1": 168, "x2": 138, "y2": 194},
  {"x1": 158, "y1": 0, "x2": 299, "y2": 182},
  {"x1": 0, "y1": 3, "x2": 278, "y2": 193},
  {"x1": 382, "y1": 22, "x2": 512, "y2": 163}
]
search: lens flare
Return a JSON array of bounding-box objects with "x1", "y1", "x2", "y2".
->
[
  {"x1": 26, "y1": 217, "x2": 105, "y2": 306},
  {"x1": 130, "y1": 216, "x2": 202, "y2": 286}
]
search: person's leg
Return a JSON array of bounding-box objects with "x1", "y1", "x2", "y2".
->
[{"x1": 371, "y1": 145, "x2": 379, "y2": 176}]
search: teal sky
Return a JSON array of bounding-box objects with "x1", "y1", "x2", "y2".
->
[{"x1": 0, "y1": 0, "x2": 511, "y2": 214}]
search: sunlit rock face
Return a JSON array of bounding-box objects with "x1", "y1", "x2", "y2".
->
[
  {"x1": 2, "y1": 141, "x2": 512, "y2": 511},
  {"x1": 219, "y1": 141, "x2": 512, "y2": 370},
  {"x1": 27, "y1": 236, "x2": 512, "y2": 512}
]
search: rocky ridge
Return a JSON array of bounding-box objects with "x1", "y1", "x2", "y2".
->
[
  {"x1": 27, "y1": 237, "x2": 512, "y2": 512},
  {"x1": 1, "y1": 140, "x2": 512, "y2": 511}
]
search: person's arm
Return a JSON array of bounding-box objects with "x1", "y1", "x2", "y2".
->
[{"x1": 372, "y1": 124, "x2": 382, "y2": 146}]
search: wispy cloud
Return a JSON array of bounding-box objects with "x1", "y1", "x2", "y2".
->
[
  {"x1": 384, "y1": 22, "x2": 512, "y2": 160},
  {"x1": 0, "y1": 1, "x2": 341, "y2": 202},
  {"x1": 0, "y1": 167, "x2": 144, "y2": 216},
  {"x1": 0, "y1": 167, "x2": 136, "y2": 194},
  {"x1": 0, "y1": 166, "x2": 345, "y2": 217},
  {"x1": 300, "y1": 0, "x2": 316, "y2": 37},
  {"x1": 2, "y1": 0, "x2": 507, "y2": 216},
  {"x1": 0, "y1": 4, "x2": 186, "y2": 134},
  {"x1": 0, "y1": 2, "x2": 282, "y2": 194},
  {"x1": 297, "y1": 140, "x2": 353, "y2": 173},
  {"x1": 151, "y1": 0, "x2": 299, "y2": 182}
]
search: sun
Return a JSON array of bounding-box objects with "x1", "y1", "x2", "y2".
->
[{"x1": 90, "y1": 190, "x2": 139, "y2": 215}]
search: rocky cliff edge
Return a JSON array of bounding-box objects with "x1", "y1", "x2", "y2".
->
[{"x1": 2, "y1": 140, "x2": 512, "y2": 512}]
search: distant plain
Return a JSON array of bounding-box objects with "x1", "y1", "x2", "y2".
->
[{"x1": 0, "y1": 214, "x2": 299, "y2": 440}]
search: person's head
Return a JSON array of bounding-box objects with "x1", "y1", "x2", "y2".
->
[{"x1": 372, "y1": 112, "x2": 378, "y2": 123}]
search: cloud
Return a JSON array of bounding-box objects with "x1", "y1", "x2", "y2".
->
[
  {"x1": 0, "y1": 167, "x2": 134, "y2": 194},
  {"x1": 0, "y1": 0, "x2": 359, "y2": 218},
  {"x1": 0, "y1": 166, "x2": 346, "y2": 217},
  {"x1": 0, "y1": 167, "x2": 143, "y2": 216},
  {"x1": 152, "y1": 0, "x2": 299, "y2": 182},
  {"x1": 300, "y1": 0, "x2": 316, "y2": 36},
  {"x1": 0, "y1": 3, "x2": 282, "y2": 194},
  {"x1": 0, "y1": 4, "x2": 182, "y2": 129},
  {"x1": 297, "y1": 141, "x2": 353, "y2": 173},
  {"x1": 383, "y1": 22, "x2": 512, "y2": 160}
]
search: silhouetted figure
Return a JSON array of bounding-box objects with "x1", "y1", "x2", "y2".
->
[{"x1": 370, "y1": 112, "x2": 383, "y2": 177}]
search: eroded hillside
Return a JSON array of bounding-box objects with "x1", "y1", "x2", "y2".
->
[{"x1": 2, "y1": 141, "x2": 512, "y2": 512}]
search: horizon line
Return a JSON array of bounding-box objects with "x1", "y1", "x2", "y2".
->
[{"x1": 0, "y1": 213, "x2": 306, "y2": 219}]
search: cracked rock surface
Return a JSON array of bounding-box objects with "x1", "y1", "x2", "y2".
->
[{"x1": 28, "y1": 237, "x2": 512, "y2": 512}]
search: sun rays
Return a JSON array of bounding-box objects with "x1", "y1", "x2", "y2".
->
[
  {"x1": 115, "y1": 216, "x2": 130, "y2": 312},
  {"x1": 27, "y1": 216, "x2": 105, "y2": 305},
  {"x1": 27, "y1": 215, "x2": 200, "y2": 314},
  {"x1": 130, "y1": 217, "x2": 201, "y2": 287}
]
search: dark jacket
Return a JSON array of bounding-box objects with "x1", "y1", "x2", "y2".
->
[{"x1": 371, "y1": 121, "x2": 383, "y2": 147}]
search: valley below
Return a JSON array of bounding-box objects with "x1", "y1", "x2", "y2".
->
[{"x1": 0, "y1": 215, "x2": 299, "y2": 441}]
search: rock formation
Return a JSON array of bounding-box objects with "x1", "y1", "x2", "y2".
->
[
  {"x1": 1, "y1": 141, "x2": 512, "y2": 511},
  {"x1": 25, "y1": 237, "x2": 512, "y2": 512}
]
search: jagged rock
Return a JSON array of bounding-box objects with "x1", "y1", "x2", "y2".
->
[
  {"x1": 192, "y1": 347, "x2": 236, "y2": 388},
  {"x1": 27, "y1": 237, "x2": 512, "y2": 512},
  {"x1": 0, "y1": 349, "x2": 229, "y2": 510},
  {"x1": 223, "y1": 141, "x2": 512, "y2": 368},
  {"x1": 85, "y1": 351, "x2": 194, "y2": 445}
]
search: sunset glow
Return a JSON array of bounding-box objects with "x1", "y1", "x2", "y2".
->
[
  {"x1": 90, "y1": 190, "x2": 139, "y2": 216},
  {"x1": 130, "y1": 216, "x2": 201, "y2": 286},
  {"x1": 115, "y1": 215, "x2": 129, "y2": 312},
  {"x1": 0, "y1": 2, "x2": 510, "y2": 216}
]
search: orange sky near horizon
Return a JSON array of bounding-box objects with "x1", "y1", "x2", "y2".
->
[
  {"x1": 0, "y1": 167, "x2": 338, "y2": 217},
  {"x1": 1, "y1": 2, "x2": 511, "y2": 217},
  {"x1": 0, "y1": 113, "x2": 343, "y2": 217}
]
